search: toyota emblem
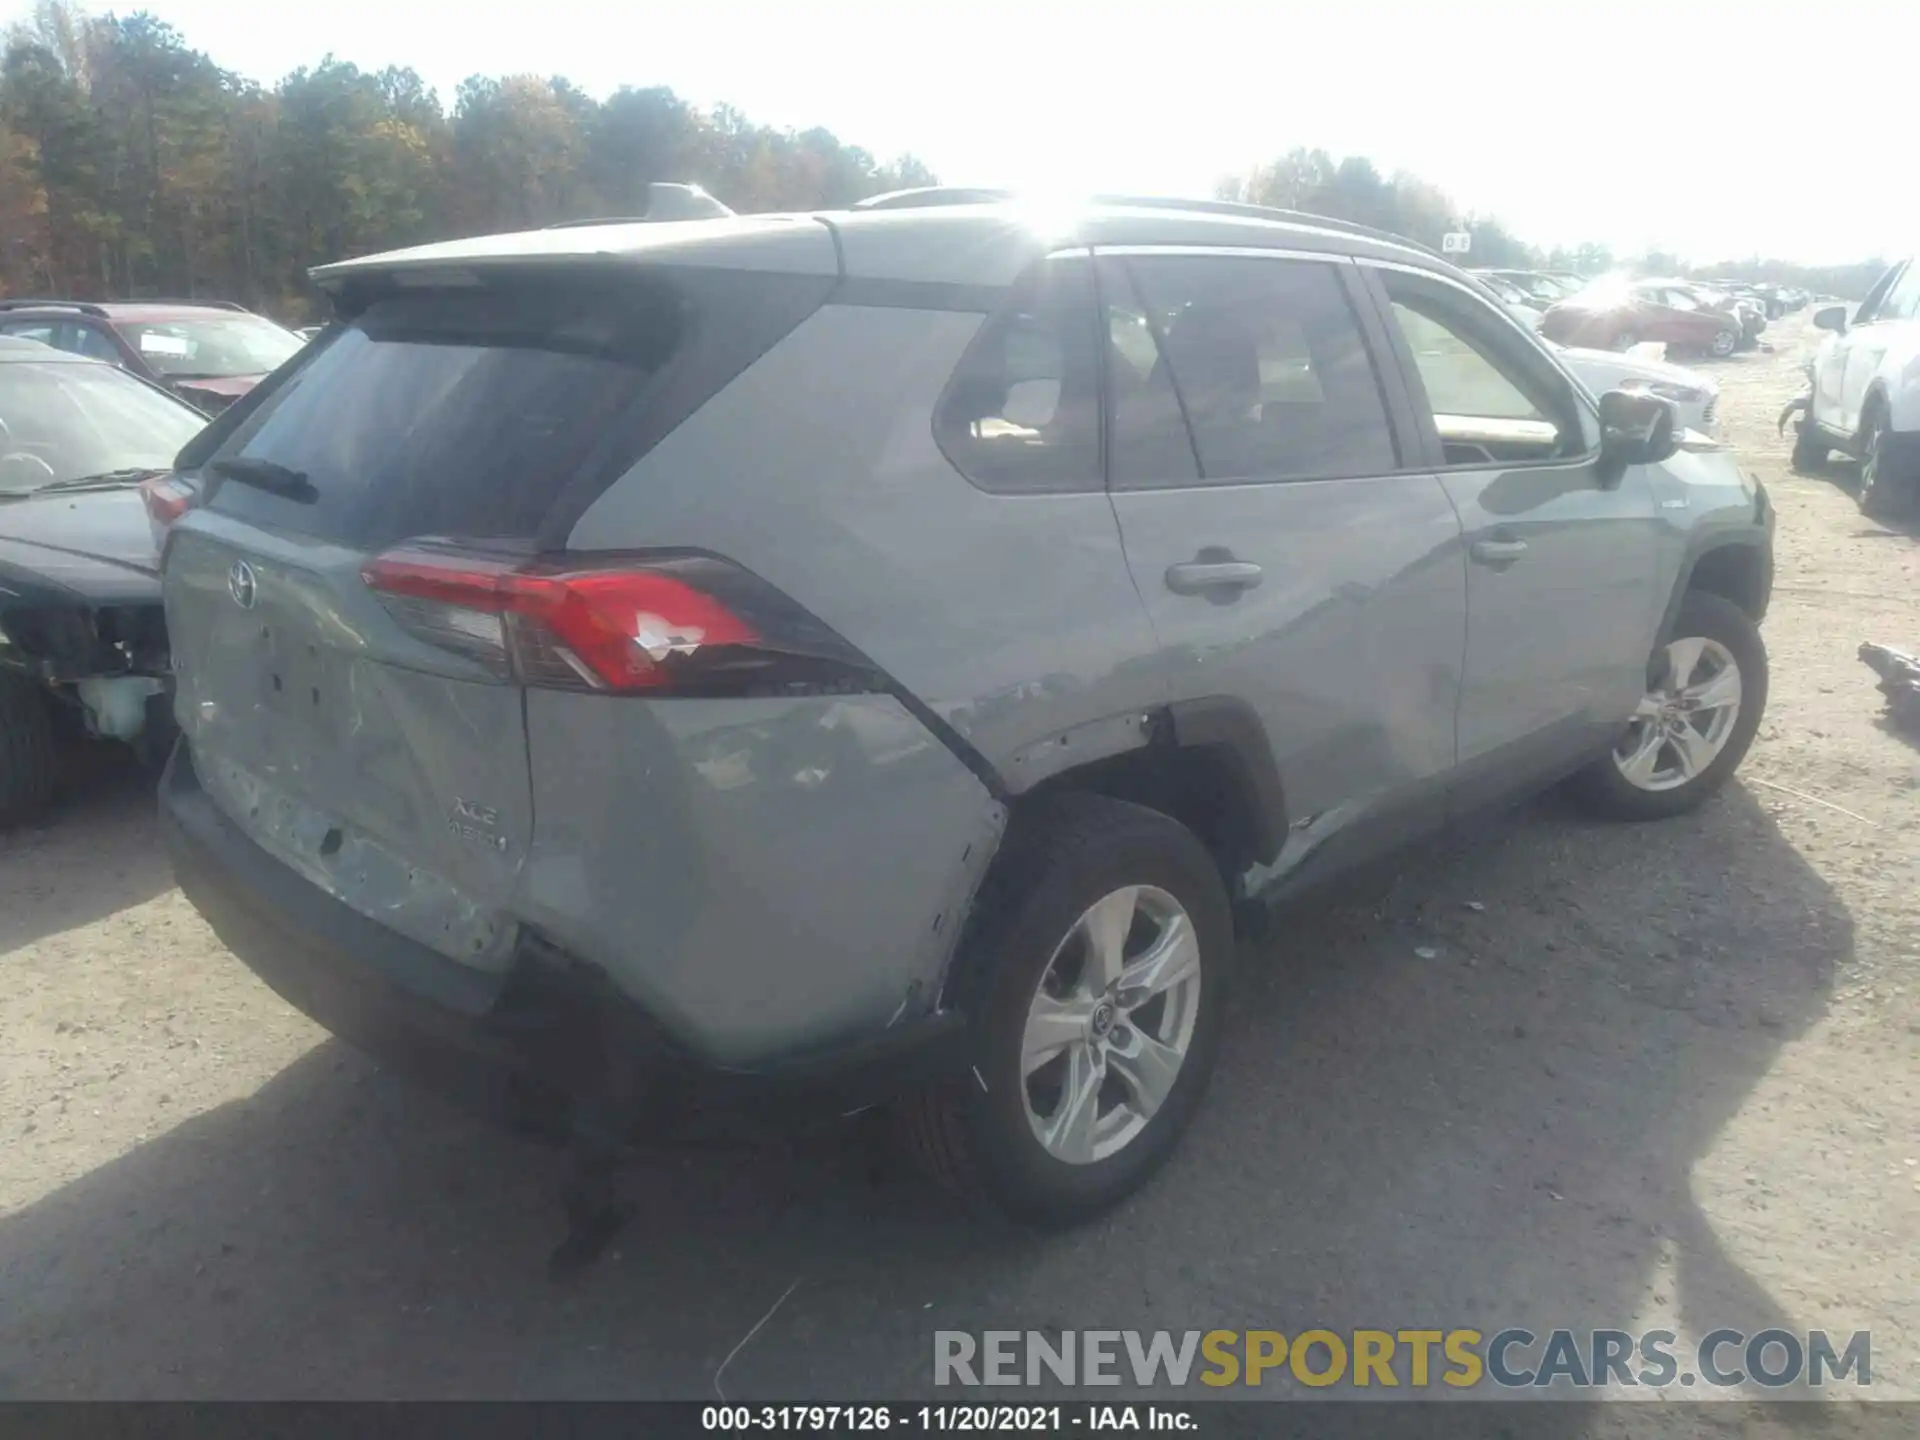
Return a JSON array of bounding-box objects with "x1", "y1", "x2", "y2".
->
[{"x1": 228, "y1": 559, "x2": 258, "y2": 610}]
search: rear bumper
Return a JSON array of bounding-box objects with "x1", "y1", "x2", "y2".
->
[{"x1": 160, "y1": 742, "x2": 970, "y2": 1144}]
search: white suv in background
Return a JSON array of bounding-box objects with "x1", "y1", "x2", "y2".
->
[{"x1": 1794, "y1": 257, "x2": 1920, "y2": 516}]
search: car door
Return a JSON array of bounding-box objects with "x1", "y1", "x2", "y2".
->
[
  {"x1": 1096, "y1": 247, "x2": 1468, "y2": 883},
  {"x1": 1359, "y1": 262, "x2": 1663, "y2": 808},
  {"x1": 1840, "y1": 260, "x2": 1918, "y2": 436},
  {"x1": 1815, "y1": 261, "x2": 1905, "y2": 435}
]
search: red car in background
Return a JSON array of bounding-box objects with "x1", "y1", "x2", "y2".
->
[
  {"x1": 0, "y1": 299, "x2": 305, "y2": 414},
  {"x1": 1541, "y1": 279, "x2": 1744, "y2": 358}
]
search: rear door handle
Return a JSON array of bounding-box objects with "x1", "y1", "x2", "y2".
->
[
  {"x1": 1469, "y1": 538, "x2": 1529, "y2": 566},
  {"x1": 1165, "y1": 560, "x2": 1264, "y2": 595}
]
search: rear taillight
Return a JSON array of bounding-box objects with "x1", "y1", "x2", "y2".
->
[
  {"x1": 139, "y1": 474, "x2": 197, "y2": 529},
  {"x1": 362, "y1": 541, "x2": 880, "y2": 697}
]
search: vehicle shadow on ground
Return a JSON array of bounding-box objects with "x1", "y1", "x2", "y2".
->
[
  {"x1": 0, "y1": 742, "x2": 170, "y2": 957},
  {"x1": 1873, "y1": 716, "x2": 1920, "y2": 755},
  {"x1": 1792, "y1": 455, "x2": 1920, "y2": 540},
  {"x1": 0, "y1": 786, "x2": 1849, "y2": 1419}
]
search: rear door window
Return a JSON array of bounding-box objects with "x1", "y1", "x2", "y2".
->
[
  {"x1": 1099, "y1": 258, "x2": 1200, "y2": 488},
  {"x1": 203, "y1": 268, "x2": 828, "y2": 549},
  {"x1": 1110, "y1": 254, "x2": 1399, "y2": 486},
  {"x1": 70, "y1": 325, "x2": 123, "y2": 362}
]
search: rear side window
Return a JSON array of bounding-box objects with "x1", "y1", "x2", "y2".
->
[
  {"x1": 204, "y1": 268, "x2": 829, "y2": 549},
  {"x1": 1114, "y1": 255, "x2": 1398, "y2": 486},
  {"x1": 933, "y1": 256, "x2": 1102, "y2": 494}
]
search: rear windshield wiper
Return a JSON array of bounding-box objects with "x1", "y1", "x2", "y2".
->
[
  {"x1": 208, "y1": 457, "x2": 317, "y2": 503},
  {"x1": 30, "y1": 466, "x2": 169, "y2": 494}
]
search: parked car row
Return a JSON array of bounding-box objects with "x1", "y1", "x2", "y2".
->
[
  {"x1": 0, "y1": 336, "x2": 210, "y2": 816},
  {"x1": 1536, "y1": 276, "x2": 1749, "y2": 358},
  {"x1": 1476, "y1": 271, "x2": 1819, "y2": 361},
  {"x1": 1702, "y1": 280, "x2": 1812, "y2": 319},
  {"x1": 0, "y1": 299, "x2": 306, "y2": 415}
]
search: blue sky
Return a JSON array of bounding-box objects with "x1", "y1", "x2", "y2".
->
[{"x1": 10, "y1": 0, "x2": 1914, "y2": 263}]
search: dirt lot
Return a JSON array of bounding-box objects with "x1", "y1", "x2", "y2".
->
[{"x1": 1, "y1": 315, "x2": 1916, "y2": 1406}]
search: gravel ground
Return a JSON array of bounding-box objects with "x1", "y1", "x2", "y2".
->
[{"x1": 0, "y1": 315, "x2": 1915, "y2": 1409}]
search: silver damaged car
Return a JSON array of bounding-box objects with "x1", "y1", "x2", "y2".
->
[{"x1": 158, "y1": 189, "x2": 1775, "y2": 1227}]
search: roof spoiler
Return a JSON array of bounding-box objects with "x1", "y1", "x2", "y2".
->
[{"x1": 544, "y1": 183, "x2": 737, "y2": 229}]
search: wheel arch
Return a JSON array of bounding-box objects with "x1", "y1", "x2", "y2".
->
[
  {"x1": 1865, "y1": 375, "x2": 1920, "y2": 436},
  {"x1": 1861, "y1": 381, "x2": 1890, "y2": 433},
  {"x1": 1658, "y1": 534, "x2": 1773, "y2": 647},
  {"x1": 1001, "y1": 696, "x2": 1288, "y2": 894}
]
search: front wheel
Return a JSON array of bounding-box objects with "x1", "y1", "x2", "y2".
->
[
  {"x1": 1709, "y1": 328, "x2": 1738, "y2": 358},
  {"x1": 1791, "y1": 411, "x2": 1829, "y2": 471},
  {"x1": 897, "y1": 794, "x2": 1232, "y2": 1227},
  {"x1": 1569, "y1": 591, "x2": 1767, "y2": 821}
]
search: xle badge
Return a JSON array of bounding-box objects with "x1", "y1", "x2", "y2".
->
[{"x1": 449, "y1": 798, "x2": 509, "y2": 852}]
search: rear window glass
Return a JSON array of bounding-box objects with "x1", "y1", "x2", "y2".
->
[{"x1": 204, "y1": 275, "x2": 687, "y2": 548}]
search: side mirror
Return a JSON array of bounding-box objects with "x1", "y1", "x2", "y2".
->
[
  {"x1": 1813, "y1": 304, "x2": 1848, "y2": 333},
  {"x1": 1598, "y1": 388, "x2": 1677, "y2": 470}
]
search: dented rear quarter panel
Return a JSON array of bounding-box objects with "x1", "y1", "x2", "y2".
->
[{"x1": 516, "y1": 691, "x2": 1002, "y2": 1067}]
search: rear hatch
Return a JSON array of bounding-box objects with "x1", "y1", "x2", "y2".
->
[{"x1": 164, "y1": 259, "x2": 834, "y2": 969}]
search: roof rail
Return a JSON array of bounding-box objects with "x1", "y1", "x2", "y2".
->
[
  {"x1": 851, "y1": 187, "x2": 1018, "y2": 211},
  {"x1": 546, "y1": 182, "x2": 737, "y2": 229},
  {"x1": 0, "y1": 298, "x2": 108, "y2": 317},
  {"x1": 545, "y1": 216, "x2": 650, "y2": 229},
  {"x1": 847, "y1": 186, "x2": 1437, "y2": 258},
  {"x1": 1087, "y1": 195, "x2": 1439, "y2": 258},
  {"x1": 127, "y1": 297, "x2": 251, "y2": 311}
]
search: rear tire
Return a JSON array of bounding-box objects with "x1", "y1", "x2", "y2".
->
[
  {"x1": 896, "y1": 793, "x2": 1233, "y2": 1227},
  {"x1": 1569, "y1": 591, "x2": 1766, "y2": 821},
  {"x1": 0, "y1": 670, "x2": 57, "y2": 826},
  {"x1": 1857, "y1": 406, "x2": 1917, "y2": 520}
]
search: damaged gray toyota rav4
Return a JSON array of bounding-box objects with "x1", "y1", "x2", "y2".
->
[{"x1": 159, "y1": 189, "x2": 1774, "y2": 1229}]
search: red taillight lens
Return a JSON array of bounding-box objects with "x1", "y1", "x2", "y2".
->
[
  {"x1": 139, "y1": 474, "x2": 196, "y2": 528},
  {"x1": 511, "y1": 568, "x2": 759, "y2": 690},
  {"x1": 362, "y1": 542, "x2": 863, "y2": 697}
]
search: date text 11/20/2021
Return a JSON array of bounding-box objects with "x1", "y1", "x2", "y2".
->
[{"x1": 702, "y1": 1405, "x2": 1193, "y2": 1431}]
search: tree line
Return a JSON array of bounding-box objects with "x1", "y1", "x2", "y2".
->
[
  {"x1": 0, "y1": 2, "x2": 935, "y2": 318},
  {"x1": 0, "y1": 3, "x2": 1891, "y2": 324}
]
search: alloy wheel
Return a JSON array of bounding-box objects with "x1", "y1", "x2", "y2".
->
[
  {"x1": 1612, "y1": 635, "x2": 1743, "y2": 792},
  {"x1": 1020, "y1": 885, "x2": 1202, "y2": 1165},
  {"x1": 1710, "y1": 329, "x2": 1737, "y2": 357}
]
